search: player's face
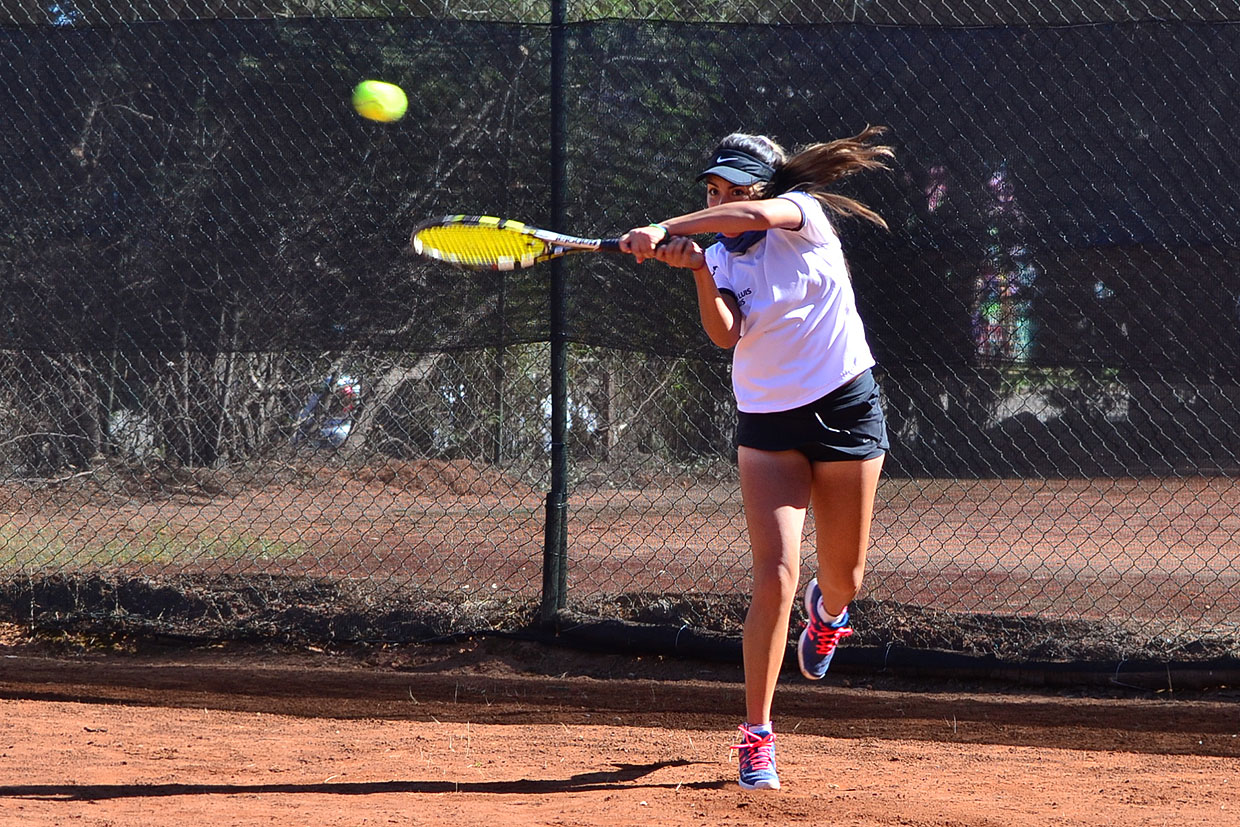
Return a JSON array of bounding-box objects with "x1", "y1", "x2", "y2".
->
[{"x1": 704, "y1": 175, "x2": 756, "y2": 208}]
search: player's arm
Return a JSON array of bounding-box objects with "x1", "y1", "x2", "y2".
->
[
  {"x1": 693, "y1": 265, "x2": 741, "y2": 349},
  {"x1": 662, "y1": 197, "x2": 803, "y2": 236},
  {"x1": 621, "y1": 197, "x2": 803, "y2": 260},
  {"x1": 645, "y1": 237, "x2": 740, "y2": 349}
]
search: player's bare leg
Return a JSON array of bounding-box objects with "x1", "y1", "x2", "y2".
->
[
  {"x1": 811, "y1": 454, "x2": 884, "y2": 614},
  {"x1": 797, "y1": 454, "x2": 885, "y2": 679},
  {"x1": 734, "y1": 447, "x2": 811, "y2": 788}
]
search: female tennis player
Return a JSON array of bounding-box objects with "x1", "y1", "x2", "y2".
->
[{"x1": 620, "y1": 126, "x2": 892, "y2": 791}]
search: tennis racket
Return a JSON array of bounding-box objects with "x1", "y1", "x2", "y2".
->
[{"x1": 410, "y1": 214, "x2": 623, "y2": 271}]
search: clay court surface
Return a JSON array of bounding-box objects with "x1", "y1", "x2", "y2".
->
[
  {"x1": 1, "y1": 633, "x2": 1238, "y2": 827},
  {"x1": 1, "y1": 464, "x2": 1239, "y2": 824}
]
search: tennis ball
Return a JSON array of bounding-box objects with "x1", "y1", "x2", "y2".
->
[{"x1": 351, "y1": 80, "x2": 407, "y2": 123}]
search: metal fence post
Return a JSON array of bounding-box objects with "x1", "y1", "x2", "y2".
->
[{"x1": 541, "y1": 0, "x2": 569, "y2": 623}]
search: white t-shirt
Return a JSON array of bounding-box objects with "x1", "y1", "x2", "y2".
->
[{"x1": 706, "y1": 190, "x2": 876, "y2": 414}]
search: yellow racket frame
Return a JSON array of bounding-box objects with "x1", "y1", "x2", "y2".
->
[{"x1": 411, "y1": 215, "x2": 621, "y2": 271}]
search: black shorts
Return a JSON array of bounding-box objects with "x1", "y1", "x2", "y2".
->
[{"x1": 735, "y1": 369, "x2": 889, "y2": 462}]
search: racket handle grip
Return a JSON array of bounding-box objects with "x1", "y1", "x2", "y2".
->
[{"x1": 597, "y1": 237, "x2": 669, "y2": 254}]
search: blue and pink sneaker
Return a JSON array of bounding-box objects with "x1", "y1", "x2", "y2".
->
[
  {"x1": 731, "y1": 723, "x2": 779, "y2": 790},
  {"x1": 797, "y1": 578, "x2": 853, "y2": 680}
]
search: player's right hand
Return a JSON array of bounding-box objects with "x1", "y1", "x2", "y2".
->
[{"x1": 619, "y1": 225, "x2": 666, "y2": 263}]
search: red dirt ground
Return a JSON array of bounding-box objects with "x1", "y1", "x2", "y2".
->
[{"x1": 1, "y1": 632, "x2": 1238, "y2": 827}]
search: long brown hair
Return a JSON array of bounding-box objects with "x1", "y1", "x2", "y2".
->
[{"x1": 711, "y1": 126, "x2": 893, "y2": 230}]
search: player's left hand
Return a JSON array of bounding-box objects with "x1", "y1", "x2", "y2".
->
[{"x1": 652, "y1": 236, "x2": 705, "y2": 270}]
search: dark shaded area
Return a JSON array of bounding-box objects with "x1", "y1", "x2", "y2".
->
[{"x1": 5, "y1": 572, "x2": 1239, "y2": 668}]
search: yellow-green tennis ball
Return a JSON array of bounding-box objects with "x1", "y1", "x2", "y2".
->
[{"x1": 352, "y1": 80, "x2": 407, "y2": 123}]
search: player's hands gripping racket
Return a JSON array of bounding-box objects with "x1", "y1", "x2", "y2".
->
[{"x1": 410, "y1": 215, "x2": 624, "y2": 271}]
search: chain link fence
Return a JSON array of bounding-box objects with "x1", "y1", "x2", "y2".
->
[{"x1": 2, "y1": 2, "x2": 1238, "y2": 666}]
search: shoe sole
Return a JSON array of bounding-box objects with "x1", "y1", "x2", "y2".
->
[
  {"x1": 739, "y1": 778, "x2": 781, "y2": 791},
  {"x1": 797, "y1": 579, "x2": 827, "y2": 680}
]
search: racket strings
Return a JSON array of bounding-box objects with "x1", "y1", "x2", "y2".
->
[{"x1": 414, "y1": 224, "x2": 548, "y2": 270}]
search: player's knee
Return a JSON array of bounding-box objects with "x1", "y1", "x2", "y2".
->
[
  {"x1": 756, "y1": 571, "x2": 799, "y2": 610},
  {"x1": 818, "y1": 566, "x2": 864, "y2": 603}
]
